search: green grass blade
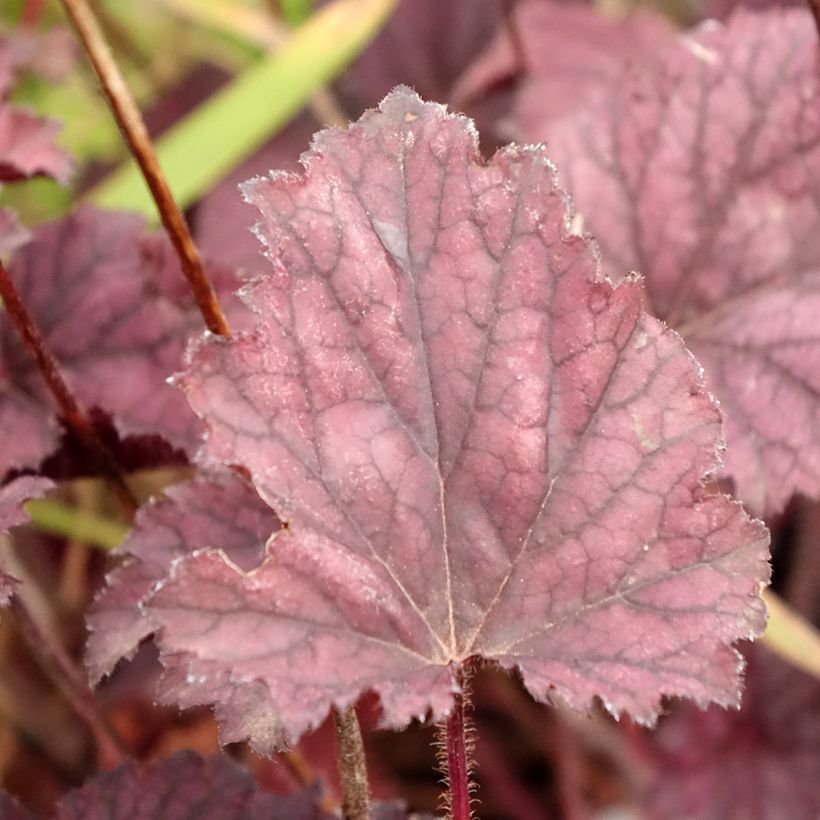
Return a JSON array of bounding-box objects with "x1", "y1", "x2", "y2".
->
[
  {"x1": 280, "y1": 0, "x2": 313, "y2": 27},
  {"x1": 89, "y1": 0, "x2": 395, "y2": 218},
  {"x1": 24, "y1": 499, "x2": 129, "y2": 550},
  {"x1": 762, "y1": 589, "x2": 820, "y2": 680}
]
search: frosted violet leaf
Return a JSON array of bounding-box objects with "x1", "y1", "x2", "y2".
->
[
  {"x1": 145, "y1": 88, "x2": 768, "y2": 749},
  {"x1": 0, "y1": 205, "x2": 249, "y2": 477},
  {"x1": 641, "y1": 646, "x2": 820, "y2": 819},
  {"x1": 52, "y1": 751, "x2": 324, "y2": 820},
  {"x1": 541, "y1": 9, "x2": 820, "y2": 515},
  {"x1": 87, "y1": 470, "x2": 278, "y2": 683},
  {"x1": 0, "y1": 475, "x2": 52, "y2": 604}
]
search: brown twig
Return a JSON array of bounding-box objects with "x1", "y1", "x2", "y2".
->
[
  {"x1": 0, "y1": 262, "x2": 137, "y2": 516},
  {"x1": 332, "y1": 705, "x2": 370, "y2": 820},
  {"x1": 60, "y1": 0, "x2": 231, "y2": 337}
]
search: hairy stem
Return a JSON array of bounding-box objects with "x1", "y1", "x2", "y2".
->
[
  {"x1": 438, "y1": 665, "x2": 474, "y2": 820},
  {"x1": 60, "y1": 0, "x2": 231, "y2": 337},
  {"x1": 332, "y1": 705, "x2": 370, "y2": 820},
  {"x1": 0, "y1": 262, "x2": 136, "y2": 515}
]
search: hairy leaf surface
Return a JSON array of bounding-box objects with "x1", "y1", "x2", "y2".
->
[
  {"x1": 135, "y1": 89, "x2": 766, "y2": 748},
  {"x1": 541, "y1": 9, "x2": 820, "y2": 514}
]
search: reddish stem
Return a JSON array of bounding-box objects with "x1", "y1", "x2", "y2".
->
[
  {"x1": 440, "y1": 664, "x2": 474, "y2": 820},
  {"x1": 59, "y1": 0, "x2": 231, "y2": 338},
  {"x1": 0, "y1": 262, "x2": 136, "y2": 515}
]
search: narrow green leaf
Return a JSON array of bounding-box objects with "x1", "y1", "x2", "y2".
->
[
  {"x1": 280, "y1": 0, "x2": 313, "y2": 27},
  {"x1": 88, "y1": 0, "x2": 396, "y2": 218},
  {"x1": 24, "y1": 499, "x2": 129, "y2": 550},
  {"x1": 761, "y1": 589, "x2": 820, "y2": 681}
]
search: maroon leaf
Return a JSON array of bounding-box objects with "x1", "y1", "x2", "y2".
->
[
  {"x1": 130, "y1": 89, "x2": 766, "y2": 750},
  {"x1": 87, "y1": 470, "x2": 278, "y2": 683},
  {"x1": 540, "y1": 9, "x2": 820, "y2": 515},
  {"x1": 0, "y1": 205, "x2": 249, "y2": 477},
  {"x1": 0, "y1": 793, "x2": 35, "y2": 820},
  {"x1": 53, "y1": 751, "x2": 324, "y2": 820},
  {"x1": 341, "y1": 0, "x2": 503, "y2": 112},
  {"x1": 641, "y1": 647, "x2": 820, "y2": 819}
]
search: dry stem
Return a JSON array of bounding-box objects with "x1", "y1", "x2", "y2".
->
[{"x1": 60, "y1": 0, "x2": 231, "y2": 337}]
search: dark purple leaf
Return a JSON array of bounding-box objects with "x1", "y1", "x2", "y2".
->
[
  {"x1": 53, "y1": 751, "x2": 324, "y2": 820},
  {"x1": 642, "y1": 647, "x2": 820, "y2": 820},
  {"x1": 87, "y1": 470, "x2": 278, "y2": 683},
  {"x1": 340, "y1": 0, "x2": 503, "y2": 112},
  {"x1": 0, "y1": 793, "x2": 36, "y2": 820},
  {"x1": 114, "y1": 89, "x2": 766, "y2": 751},
  {"x1": 0, "y1": 205, "x2": 249, "y2": 478},
  {"x1": 540, "y1": 9, "x2": 820, "y2": 515}
]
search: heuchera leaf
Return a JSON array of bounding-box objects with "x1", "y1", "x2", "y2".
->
[
  {"x1": 0, "y1": 105, "x2": 73, "y2": 184},
  {"x1": 127, "y1": 89, "x2": 767, "y2": 750},
  {"x1": 87, "y1": 471, "x2": 278, "y2": 683},
  {"x1": 539, "y1": 9, "x2": 820, "y2": 515},
  {"x1": 642, "y1": 647, "x2": 820, "y2": 819},
  {"x1": 0, "y1": 34, "x2": 73, "y2": 184},
  {"x1": 0, "y1": 205, "x2": 249, "y2": 478},
  {"x1": 52, "y1": 751, "x2": 324, "y2": 820},
  {"x1": 452, "y1": 0, "x2": 675, "y2": 139}
]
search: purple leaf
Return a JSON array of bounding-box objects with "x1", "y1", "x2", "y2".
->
[
  {"x1": 455, "y1": 0, "x2": 676, "y2": 139},
  {"x1": 53, "y1": 751, "x2": 324, "y2": 820},
  {"x1": 122, "y1": 89, "x2": 766, "y2": 750},
  {"x1": 341, "y1": 0, "x2": 503, "y2": 111},
  {"x1": 540, "y1": 9, "x2": 820, "y2": 515},
  {"x1": 642, "y1": 647, "x2": 820, "y2": 820},
  {"x1": 87, "y1": 470, "x2": 278, "y2": 683},
  {"x1": 0, "y1": 105, "x2": 73, "y2": 184},
  {"x1": 0, "y1": 793, "x2": 36, "y2": 820},
  {"x1": 0, "y1": 206, "x2": 249, "y2": 477}
]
